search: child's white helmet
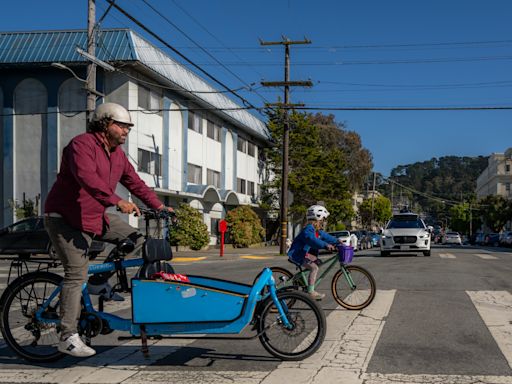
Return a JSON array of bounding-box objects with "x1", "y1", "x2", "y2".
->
[{"x1": 306, "y1": 205, "x2": 330, "y2": 220}]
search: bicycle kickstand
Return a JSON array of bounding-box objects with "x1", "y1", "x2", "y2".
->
[{"x1": 140, "y1": 325, "x2": 150, "y2": 358}]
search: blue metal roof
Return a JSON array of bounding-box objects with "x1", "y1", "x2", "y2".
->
[
  {"x1": 0, "y1": 29, "x2": 268, "y2": 140},
  {"x1": 0, "y1": 29, "x2": 136, "y2": 63}
]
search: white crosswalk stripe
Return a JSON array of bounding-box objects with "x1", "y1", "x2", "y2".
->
[
  {"x1": 475, "y1": 253, "x2": 499, "y2": 260},
  {"x1": 439, "y1": 253, "x2": 456, "y2": 259}
]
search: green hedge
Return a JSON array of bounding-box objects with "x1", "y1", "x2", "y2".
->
[
  {"x1": 168, "y1": 203, "x2": 210, "y2": 250},
  {"x1": 226, "y1": 206, "x2": 265, "y2": 248}
]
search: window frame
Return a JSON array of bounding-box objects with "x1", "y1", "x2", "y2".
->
[
  {"x1": 187, "y1": 163, "x2": 203, "y2": 184},
  {"x1": 207, "y1": 168, "x2": 221, "y2": 188}
]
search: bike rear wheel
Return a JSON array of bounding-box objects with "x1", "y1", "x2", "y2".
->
[
  {"x1": 258, "y1": 290, "x2": 326, "y2": 360},
  {"x1": 0, "y1": 272, "x2": 64, "y2": 362},
  {"x1": 331, "y1": 265, "x2": 376, "y2": 310}
]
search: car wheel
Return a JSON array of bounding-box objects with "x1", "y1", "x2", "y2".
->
[
  {"x1": 380, "y1": 251, "x2": 390, "y2": 257},
  {"x1": 423, "y1": 250, "x2": 431, "y2": 256},
  {"x1": 18, "y1": 253, "x2": 30, "y2": 260}
]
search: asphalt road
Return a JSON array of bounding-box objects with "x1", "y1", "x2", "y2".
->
[{"x1": 0, "y1": 244, "x2": 512, "y2": 383}]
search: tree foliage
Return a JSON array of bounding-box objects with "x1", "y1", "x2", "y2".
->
[
  {"x1": 225, "y1": 205, "x2": 265, "y2": 247},
  {"x1": 477, "y1": 195, "x2": 512, "y2": 233},
  {"x1": 377, "y1": 156, "x2": 489, "y2": 221},
  {"x1": 261, "y1": 110, "x2": 372, "y2": 228},
  {"x1": 359, "y1": 195, "x2": 393, "y2": 227},
  {"x1": 168, "y1": 203, "x2": 210, "y2": 250}
]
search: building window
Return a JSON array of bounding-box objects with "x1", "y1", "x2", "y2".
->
[
  {"x1": 187, "y1": 163, "x2": 202, "y2": 184},
  {"x1": 207, "y1": 120, "x2": 221, "y2": 142},
  {"x1": 188, "y1": 111, "x2": 202, "y2": 134},
  {"x1": 247, "y1": 141, "x2": 255, "y2": 157},
  {"x1": 237, "y1": 137, "x2": 247, "y2": 153},
  {"x1": 211, "y1": 218, "x2": 220, "y2": 236},
  {"x1": 137, "y1": 148, "x2": 161, "y2": 176},
  {"x1": 247, "y1": 181, "x2": 255, "y2": 196},
  {"x1": 506, "y1": 183, "x2": 511, "y2": 192},
  {"x1": 506, "y1": 164, "x2": 511, "y2": 173},
  {"x1": 138, "y1": 84, "x2": 162, "y2": 113},
  {"x1": 237, "y1": 178, "x2": 246, "y2": 194},
  {"x1": 207, "y1": 169, "x2": 221, "y2": 188}
]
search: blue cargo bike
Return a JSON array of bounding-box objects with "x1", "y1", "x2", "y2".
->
[{"x1": 0, "y1": 208, "x2": 326, "y2": 362}]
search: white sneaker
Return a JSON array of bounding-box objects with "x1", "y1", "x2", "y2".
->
[
  {"x1": 58, "y1": 333, "x2": 96, "y2": 357},
  {"x1": 88, "y1": 282, "x2": 124, "y2": 301},
  {"x1": 309, "y1": 291, "x2": 325, "y2": 300}
]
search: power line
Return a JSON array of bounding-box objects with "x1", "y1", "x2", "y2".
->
[
  {"x1": 170, "y1": 55, "x2": 512, "y2": 66},
  {"x1": 167, "y1": 38, "x2": 512, "y2": 51},
  {"x1": 140, "y1": 0, "x2": 269, "y2": 106},
  {"x1": 168, "y1": 0, "x2": 269, "y2": 93},
  {"x1": 104, "y1": 0, "x2": 258, "y2": 111}
]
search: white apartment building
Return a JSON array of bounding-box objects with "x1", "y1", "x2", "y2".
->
[
  {"x1": 0, "y1": 29, "x2": 270, "y2": 244},
  {"x1": 476, "y1": 148, "x2": 512, "y2": 200}
]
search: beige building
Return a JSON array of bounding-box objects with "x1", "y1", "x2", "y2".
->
[{"x1": 476, "y1": 148, "x2": 512, "y2": 199}]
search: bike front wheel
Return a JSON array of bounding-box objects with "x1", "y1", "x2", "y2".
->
[
  {"x1": 331, "y1": 265, "x2": 376, "y2": 310},
  {"x1": 0, "y1": 271, "x2": 64, "y2": 362},
  {"x1": 258, "y1": 290, "x2": 326, "y2": 360}
]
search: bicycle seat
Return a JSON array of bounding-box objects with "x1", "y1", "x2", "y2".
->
[{"x1": 287, "y1": 257, "x2": 304, "y2": 271}]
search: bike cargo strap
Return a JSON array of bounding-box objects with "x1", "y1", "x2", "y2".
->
[{"x1": 143, "y1": 238, "x2": 173, "y2": 262}]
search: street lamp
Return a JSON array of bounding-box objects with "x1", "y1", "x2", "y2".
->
[{"x1": 51, "y1": 62, "x2": 105, "y2": 98}]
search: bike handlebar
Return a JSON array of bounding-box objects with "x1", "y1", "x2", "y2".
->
[{"x1": 138, "y1": 207, "x2": 177, "y2": 222}]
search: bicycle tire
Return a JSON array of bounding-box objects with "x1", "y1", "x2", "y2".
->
[
  {"x1": 258, "y1": 290, "x2": 326, "y2": 360},
  {"x1": 0, "y1": 271, "x2": 65, "y2": 362},
  {"x1": 331, "y1": 265, "x2": 376, "y2": 310}
]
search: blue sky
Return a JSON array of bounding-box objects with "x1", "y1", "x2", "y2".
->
[{"x1": 2, "y1": 1, "x2": 511, "y2": 176}]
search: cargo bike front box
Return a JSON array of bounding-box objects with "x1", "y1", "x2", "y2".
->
[{"x1": 131, "y1": 275, "x2": 253, "y2": 327}]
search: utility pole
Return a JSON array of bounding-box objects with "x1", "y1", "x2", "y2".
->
[
  {"x1": 86, "y1": 0, "x2": 97, "y2": 122},
  {"x1": 260, "y1": 37, "x2": 312, "y2": 255},
  {"x1": 370, "y1": 172, "x2": 377, "y2": 227}
]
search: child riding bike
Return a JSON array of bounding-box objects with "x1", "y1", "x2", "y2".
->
[{"x1": 287, "y1": 205, "x2": 338, "y2": 300}]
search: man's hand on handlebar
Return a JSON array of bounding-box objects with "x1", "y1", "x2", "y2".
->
[
  {"x1": 116, "y1": 200, "x2": 141, "y2": 216},
  {"x1": 326, "y1": 244, "x2": 336, "y2": 252}
]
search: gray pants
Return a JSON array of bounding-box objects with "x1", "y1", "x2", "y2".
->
[{"x1": 44, "y1": 213, "x2": 144, "y2": 339}]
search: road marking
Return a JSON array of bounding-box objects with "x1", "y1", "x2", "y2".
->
[
  {"x1": 468, "y1": 290, "x2": 512, "y2": 369},
  {"x1": 475, "y1": 253, "x2": 498, "y2": 260},
  {"x1": 263, "y1": 290, "x2": 396, "y2": 384},
  {"x1": 172, "y1": 257, "x2": 207, "y2": 262},
  {"x1": 240, "y1": 256, "x2": 276, "y2": 260},
  {"x1": 439, "y1": 253, "x2": 456, "y2": 259},
  {"x1": 3, "y1": 290, "x2": 512, "y2": 383}
]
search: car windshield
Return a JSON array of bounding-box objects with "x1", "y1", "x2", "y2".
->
[
  {"x1": 446, "y1": 232, "x2": 459, "y2": 236},
  {"x1": 387, "y1": 218, "x2": 425, "y2": 229}
]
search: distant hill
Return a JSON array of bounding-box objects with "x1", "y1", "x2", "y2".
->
[{"x1": 378, "y1": 155, "x2": 489, "y2": 218}]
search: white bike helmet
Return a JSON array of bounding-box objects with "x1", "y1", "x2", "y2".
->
[
  {"x1": 306, "y1": 205, "x2": 330, "y2": 221},
  {"x1": 91, "y1": 103, "x2": 133, "y2": 126}
]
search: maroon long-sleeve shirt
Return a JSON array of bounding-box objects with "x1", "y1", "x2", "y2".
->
[{"x1": 45, "y1": 132, "x2": 162, "y2": 235}]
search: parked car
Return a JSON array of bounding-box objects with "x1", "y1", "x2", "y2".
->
[
  {"x1": 483, "y1": 233, "x2": 501, "y2": 247},
  {"x1": 499, "y1": 231, "x2": 512, "y2": 247},
  {"x1": 327, "y1": 230, "x2": 358, "y2": 249},
  {"x1": 352, "y1": 230, "x2": 372, "y2": 250},
  {"x1": 0, "y1": 216, "x2": 105, "y2": 259},
  {"x1": 380, "y1": 212, "x2": 431, "y2": 256},
  {"x1": 368, "y1": 232, "x2": 381, "y2": 247},
  {"x1": 442, "y1": 231, "x2": 462, "y2": 245}
]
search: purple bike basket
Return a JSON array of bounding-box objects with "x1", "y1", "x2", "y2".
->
[{"x1": 337, "y1": 245, "x2": 354, "y2": 264}]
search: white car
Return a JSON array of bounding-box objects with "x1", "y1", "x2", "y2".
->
[
  {"x1": 380, "y1": 213, "x2": 431, "y2": 256},
  {"x1": 328, "y1": 230, "x2": 358, "y2": 249},
  {"x1": 442, "y1": 232, "x2": 462, "y2": 245}
]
